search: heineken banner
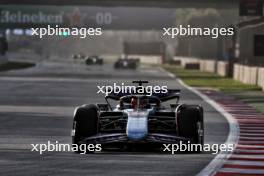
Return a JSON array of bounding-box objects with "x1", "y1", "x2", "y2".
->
[
  {"x1": 0, "y1": 5, "x2": 175, "y2": 29},
  {"x1": 0, "y1": 6, "x2": 64, "y2": 28}
]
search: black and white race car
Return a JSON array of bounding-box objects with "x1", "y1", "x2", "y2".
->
[
  {"x1": 72, "y1": 81, "x2": 204, "y2": 151},
  {"x1": 114, "y1": 58, "x2": 139, "y2": 69},
  {"x1": 72, "y1": 53, "x2": 85, "y2": 60},
  {"x1": 85, "y1": 55, "x2": 103, "y2": 65}
]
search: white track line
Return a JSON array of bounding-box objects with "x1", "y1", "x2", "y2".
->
[{"x1": 158, "y1": 67, "x2": 239, "y2": 176}]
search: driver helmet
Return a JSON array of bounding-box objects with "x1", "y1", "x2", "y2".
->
[{"x1": 131, "y1": 97, "x2": 148, "y2": 109}]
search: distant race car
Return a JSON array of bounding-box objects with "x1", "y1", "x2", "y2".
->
[
  {"x1": 72, "y1": 81, "x2": 204, "y2": 152},
  {"x1": 72, "y1": 53, "x2": 85, "y2": 60},
  {"x1": 114, "y1": 58, "x2": 139, "y2": 69},
  {"x1": 85, "y1": 55, "x2": 103, "y2": 65}
]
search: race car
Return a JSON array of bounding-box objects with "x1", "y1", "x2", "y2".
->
[
  {"x1": 72, "y1": 81, "x2": 204, "y2": 152},
  {"x1": 114, "y1": 58, "x2": 139, "y2": 69},
  {"x1": 72, "y1": 53, "x2": 85, "y2": 60},
  {"x1": 85, "y1": 55, "x2": 103, "y2": 65}
]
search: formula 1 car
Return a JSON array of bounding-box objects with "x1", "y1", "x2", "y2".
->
[
  {"x1": 72, "y1": 81, "x2": 204, "y2": 151},
  {"x1": 114, "y1": 58, "x2": 139, "y2": 69},
  {"x1": 72, "y1": 53, "x2": 85, "y2": 60},
  {"x1": 85, "y1": 55, "x2": 103, "y2": 65}
]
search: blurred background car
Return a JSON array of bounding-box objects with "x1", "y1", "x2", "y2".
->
[
  {"x1": 72, "y1": 53, "x2": 86, "y2": 60},
  {"x1": 114, "y1": 58, "x2": 139, "y2": 69},
  {"x1": 85, "y1": 55, "x2": 103, "y2": 65}
]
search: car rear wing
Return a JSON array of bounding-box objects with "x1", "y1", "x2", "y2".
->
[
  {"x1": 153, "y1": 89, "x2": 181, "y2": 103},
  {"x1": 105, "y1": 89, "x2": 180, "y2": 101}
]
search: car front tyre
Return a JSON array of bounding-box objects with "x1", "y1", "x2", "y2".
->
[{"x1": 72, "y1": 104, "x2": 99, "y2": 152}]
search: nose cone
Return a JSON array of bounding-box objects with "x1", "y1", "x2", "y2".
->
[
  {"x1": 126, "y1": 113, "x2": 148, "y2": 141},
  {"x1": 127, "y1": 128, "x2": 147, "y2": 141}
]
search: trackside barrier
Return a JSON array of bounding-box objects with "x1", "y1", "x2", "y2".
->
[
  {"x1": 173, "y1": 57, "x2": 264, "y2": 90},
  {"x1": 258, "y1": 68, "x2": 264, "y2": 90},
  {"x1": 173, "y1": 57, "x2": 229, "y2": 77}
]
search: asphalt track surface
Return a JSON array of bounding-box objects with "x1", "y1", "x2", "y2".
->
[{"x1": 0, "y1": 60, "x2": 229, "y2": 176}]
